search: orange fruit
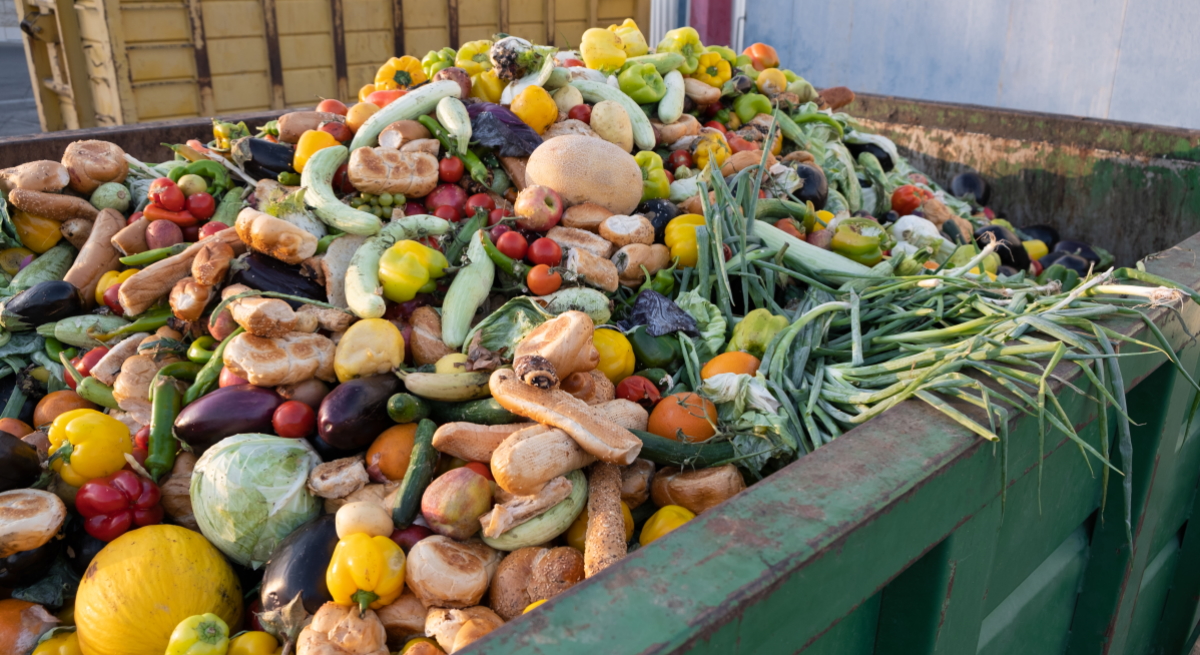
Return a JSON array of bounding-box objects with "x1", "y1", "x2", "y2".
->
[
  {"x1": 366, "y1": 423, "x2": 418, "y2": 481},
  {"x1": 700, "y1": 351, "x2": 761, "y2": 379},
  {"x1": 647, "y1": 392, "x2": 718, "y2": 442},
  {"x1": 33, "y1": 390, "x2": 97, "y2": 428},
  {"x1": 0, "y1": 417, "x2": 32, "y2": 437}
]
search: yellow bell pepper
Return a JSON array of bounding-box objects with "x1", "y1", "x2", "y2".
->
[
  {"x1": 326, "y1": 533, "x2": 406, "y2": 613},
  {"x1": 592, "y1": 329, "x2": 635, "y2": 384},
  {"x1": 33, "y1": 632, "x2": 82, "y2": 655},
  {"x1": 470, "y1": 69, "x2": 507, "y2": 103},
  {"x1": 1023, "y1": 239, "x2": 1049, "y2": 261},
  {"x1": 640, "y1": 505, "x2": 695, "y2": 546},
  {"x1": 13, "y1": 211, "x2": 62, "y2": 254},
  {"x1": 378, "y1": 239, "x2": 448, "y2": 303},
  {"x1": 95, "y1": 268, "x2": 137, "y2": 305},
  {"x1": 691, "y1": 52, "x2": 731, "y2": 88},
  {"x1": 664, "y1": 214, "x2": 706, "y2": 268},
  {"x1": 456, "y1": 40, "x2": 493, "y2": 77},
  {"x1": 334, "y1": 318, "x2": 405, "y2": 383},
  {"x1": 358, "y1": 83, "x2": 377, "y2": 103},
  {"x1": 580, "y1": 27, "x2": 626, "y2": 75},
  {"x1": 693, "y1": 130, "x2": 730, "y2": 171},
  {"x1": 608, "y1": 18, "x2": 648, "y2": 57},
  {"x1": 293, "y1": 129, "x2": 341, "y2": 173},
  {"x1": 755, "y1": 67, "x2": 788, "y2": 96},
  {"x1": 165, "y1": 614, "x2": 230, "y2": 655},
  {"x1": 374, "y1": 55, "x2": 427, "y2": 90},
  {"x1": 227, "y1": 631, "x2": 281, "y2": 655},
  {"x1": 48, "y1": 408, "x2": 132, "y2": 487},
  {"x1": 510, "y1": 85, "x2": 557, "y2": 134},
  {"x1": 656, "y1": 27, "x2": 704, "y2": 75}
]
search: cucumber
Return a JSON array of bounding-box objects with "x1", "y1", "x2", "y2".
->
[
  {"x1": 570, "y1": 80, "x2": 656, "y2": 151},
  {"x1": 300, "y1": 145, "x2": 383, "y2": 236},
  {"x1": 387, "y1": 393, "x2": 430, "y2": 423},
  {"x1": 658, "y1": 70, "x2": 685, "y2": 125},
  {"x1": 632, "y1": 429, "x2": 738, "y2": 468},
  {"x1": 538, "y1": 287, "x2": 613, "y2": 324},
  {"x1": 441, "y1": 230, "x2": 494, "y2": 349},
  {"x1": 436, "y1": 97, "x2": 472, "y2": 156},
  {"x1": 392, "y1": 418, "x2": 437, "y2": 528},
  {"x1": 350, "y1": 80, "x2": 463, "y2": 151},
  {"x1": 623, "y1": 52, "x2": 686, "y2": 75},
  {"x1": 426, "y1": 397, "x2": 520, "y2": 425},
  {"x1": 345, "y1": 215, "x2": 452, "y2": 318},
  {"x1": 481, "y1": 469, "x2": 587, "y2": 551}
]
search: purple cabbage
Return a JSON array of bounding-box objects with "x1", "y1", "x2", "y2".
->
[{"x1": 467, "y1": 103, "x2": 543, "y2": 157}]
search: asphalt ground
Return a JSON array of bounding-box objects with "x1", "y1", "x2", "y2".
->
[{"x1": 0, "y1": 42, "x2": 44, "y2": 137}]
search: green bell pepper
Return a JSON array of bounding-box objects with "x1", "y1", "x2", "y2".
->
[
  {"x1": 830, "y1": 218, "x2": 885, "y2": 266},
  {"x1": 628, "y1": 326, "x2": 681, "y2": 370},
  {"x1": 705, "y1": 45, "x2": 737, "y2": 65},
  {"x1": 634, "y1": 151, "x2": 670, "y2": 201},
  {"x1": 422, "y1": 47, "x2": 457, "y2": 77},
  {"x1": 618, "y1": 63, "x2": 667, "y2": 104},
  {"x1": 726, "y1": 308, "x2": 789, "y2": 359},
  {"x1": 733, "y1": 93, "x2": 772, "y2": 124},
  {"x1": 656, "y1": 27, "x2": 704, "y2": 75}
]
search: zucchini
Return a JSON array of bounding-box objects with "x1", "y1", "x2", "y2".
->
[
  {"x1": 632, "y1": 429, "x2": 738, "y2": 468},
  {"x1": 623, "y1": 52, "x2": 686, "y2": 75},
  {"x1": 481, "y1": 469, "x2": 586, "y2": 551},
  {"x1": 658, "y1": 70, "x2": 685, "y2": 125},
  {"x1": 345, "y1": 215, "x2": 452, "y2": 318},
  {"x1": 300, "y1": 145, "x2": 383, "y2": 236},
  {"x1": 387, "y1": 393, "x2": 430, "y2": 423},
  {"x1": 392, "y1": 418, "x2": 437, "y2": 528},
  {"x1": 53, "y1": 314, "x2": 129, "y2": 348},
  {"x1": 426, "y1": 397, "x2": 520, "y2": 425},
  {"x1": 436, "y1": 97, "x2": 472, "y2": 156},
  {"x1": 349, "y1": 80, "x2": 463, "y2": 151},
  {"x1": 538, "y1": 287, "x2": 612, "y2": 324},
  {"x1": 441, "y1": 230, "x2": 494, "y2": 349},
  {"x1": 570, "y1": 80, "x2": 655, "y2": 151},
  {"x1": 7, "y1": 242, "x2": 75, "y2": 294}
]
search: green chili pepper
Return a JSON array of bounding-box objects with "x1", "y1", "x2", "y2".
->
[
  {"x1": 145, "y1": 376, "x2": 183, "y2": 481},
  {"x1": 77, "y1": 377, "x2": 117, "y2": 409},
  {"x1": 185, "y1": 160, "x2": 230, "y2": 192},
  {"x1": 480, "y1": 231, "x2": 528, "y2": 278},
  {"x1": 316, "y1": 234, "x2": 342, "y2": 255},
  {"x1": 628, "y1": 325, "x2": 681, "y2": 370},
  {"x1": 184, "y1": 327, "x2": 244, "y2": 405},
  {"x1": 733, "y1": 93, "x2": 773, "y2": 124},
  {"x1": 44, "y1": 336, "x2": 66, "y2": 360},
  {"x1": 168, "y1": 165, "x2": 187, "y2": 183},
  {"x1": 187, "y1": 336, "x2": 218, "y2": 363},
  {"x1": 277, "y1": 171, "x2": 301, "y2": 186},
  {"x1": 417, "y1": 115, "x2": 490, "y2": 186},
  {"x1": 96, "y1": 305, "x2": 173, "y2": 341},
  {"x1": 634, "y1": 152, "x2": 671, "y2": 202},
  {"x1": 618, "y1": 63, "x2": 668, "y2": 104},
  {"x1": 120, "y1": 243, "x2": 190, "y2": 267},
  {"x1": 790, "y1": 107, "x2": 845, "y2": 139},
  {"x1": 152, "y1": 361, "x2": 202, "y2": 395},
  {"x1": 257, "y1": 119, "x2": 280, "y2": 137}
]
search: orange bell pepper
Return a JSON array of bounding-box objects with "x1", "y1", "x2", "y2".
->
[{"x1": 741, "y1": 43, "x2": 779, "y2": 71}]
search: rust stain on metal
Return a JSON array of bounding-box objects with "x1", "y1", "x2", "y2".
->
[
  {"x1": 330, "y1": 0, "x2": 348, "y2": 100},
  {"x1": 391, "y1": 0, "x2": 405, "y2": 56},
  {"x1": 446, "y1": 0, "x2": 459, "y2": 48},
  {"x1": 184, "y1": 0, "x2": 214, "y2": 116},
  {"x1": 261, "y1": 0, "x2": 286, "y2": 109},
  {"x1": 937, "y1": 559, "x2": 958, "y2": 638}
]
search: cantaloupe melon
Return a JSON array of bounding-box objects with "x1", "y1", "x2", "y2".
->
[{"x1": 525, "y1": 136, "x2": 643, "y2": 215}]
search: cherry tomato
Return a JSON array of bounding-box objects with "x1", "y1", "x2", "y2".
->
[
  {"x1": 102, "y1": 283, "x2": 123, "y2": 316},
  {"x1": 488, "y1": 207, "x2": 510, "y2": 225},
  {"x1": 127, "y1": 211, "x2": 143, "y2": 225},
  {"x1": 133, "y1": 425, "x2": 150, "y2": 451},
  {"x1": 149, "y1": 178, "x2": 185, "y2": 212},
  {"x1": 704, "y1": 120, "x2": 728, "y2": 134},
  {"x1": 465, "y1": 193, "x2": 496, "y2": 217},
  {"x1": 616, "y1": 375, "x2": 662, "y2": 409},
  {"x1": 562, "y1": 58, "x2": 584, "y2": 67},
  {"x1": 495, "y1": 230, "x2": 528, "y2": 260},
  {"x1": 77, "y1": 347, "x2": 108, "y2": 378},
  {"x1": 316, "y1": 98, "x2": 349, "y2": 115},
  {"x1": 667, "y1": 150, "x2": 693, "y2": 170},
  {"x1": 526, "y1": 264, "x2": 561, "y2": 295},
  {"x1": 273, "y1": 400, "x2": 316, "y2": 438},
  {"x1": 320, "y1": 121, "x2": 354, "y2": 142},
  {"x1": 464, "y1": 462, "x2": 494, "y2": 481},
  {"x1": 891, "y1": 184, "x2": 934, "y2": 216},
  {"x1": 526, "y1": 237, "x2": 561, "y2": 266},
  {"x1": 439, "y1": 156, "x2": 465, "y2": 183},
  {"x1": 432, "y1": 205, "x2": 461, "y2": 222},
  {"x1": 567, "y1": 104, "x2": 591, "y2": 124},
  {"x1": 200, "y1": 221, "x2": 230, "y2": 238},
  {"x1": 185, "y1": 192, "x2": 216, "y2": 220}
]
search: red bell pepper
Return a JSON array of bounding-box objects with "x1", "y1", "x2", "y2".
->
[
  {"x1": 75, "y1": 470, "x2": 164, "y2": 541},
  {"x1": 615, "y1": 375, "x2": 662, "y2": 410},
  {"x1": 144, "y1": 203, "x2": 199, "y2": 227}
]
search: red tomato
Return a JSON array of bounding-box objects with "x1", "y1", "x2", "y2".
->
[
  {"x1": 464, "y1": 462, "x2": 493, "y2": 481},
  {"x1": 127, "y1": 211, "x2": 143, "y2": 225},
  {"x1": 439, "y1": 156, "x2": 465, "y2": 183},
  {"x1": 149, "y1": 178, "x2": 185, "y2": 212},
  {"x1": 185, "y1": 192, "x2": 216, "y2": 219},
  {"x1": 432, "y1": 205, "x2": 461, "y2": 222},
  {"x1": 333, "y1": 163, "x2": 355, "y2": 194},
  {"x1": 76, "y1": 347, "x2": 109, "y2": 378},
  {"x1": 704, "y1": 120, "x2": 728, "y2": 134},
  {"x1": 316, "y1": 98, "x2": 349, "y2": 115},
  {"x1": 488, "y1": 207, "x2": 510, "y2": 225},
  {"x1": 562, "y1": 58, "x2": 585, "y2": 67},
  {"x1": 273, "y1": 400, "x2": 316, "y2": 438},
  {"x1": 366, "y1": 89, "x2": 406, "y2": 107},
  {"x1": 526, "y1": 237, "x2": 561, "y2": 266},
  {"x1": 891, "y1": 184, "x2": 934, "y2": 216},
  {"x1": 664, "y1": 169, "x2": 675, "y2": 184},
  {"x1": 726, "y1": 135, "x2": 756, "y2": 153},
  {"x1": 495, "y1": 230, "x2": 528, "y2": 260},
  {"x1": 526, "y1": 264, "x2": 561, "y2": 295},
  {"x1": 567, "y1": 104, "x2": 591, "y2": 124},
  {"x1": 102, "y1": 283, "x2": 123, "y2": 316},
  {"x1": 133, "y1": 425, "x2": 150, "y2": 451},
  {"x1": 320, "y1": 121, "x2": 354, "y2": 143},
  {"x1": 465, "y1": 193, "x2": 496, "y2": 217},
  {"x1": 615, "y1": 375, "x2": 662, "y2": 409},
  {"x1": 667, "y1": 150, "x2": 693, "y2": 170},
  {"x1": 200, "y1": 221, "x2": 230, "y2": 239}
]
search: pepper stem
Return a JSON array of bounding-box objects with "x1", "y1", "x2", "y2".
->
[{"x1": 351, "y1": 590, "x2": 379, "y2": 616}]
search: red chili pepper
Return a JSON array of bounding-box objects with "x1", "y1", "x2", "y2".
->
[
  {"x1": 615, "y1": 375, "x2": 662, "y2": 410},
  {"x1": 75, "y1": 470, "x2": 164, "y2": 542},
  {"x1": 144, "y1": 203, "x2": 199, "y2": 227}
]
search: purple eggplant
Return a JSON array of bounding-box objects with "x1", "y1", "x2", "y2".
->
[
  {"x1": 175, "y1": 384, "x2": 283, "y2": 451},
  {"x1": 316, "y1": 374, "x2": 399, "y2": 454}
]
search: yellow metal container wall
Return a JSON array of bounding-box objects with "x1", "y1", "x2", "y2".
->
[{"x1": 16, "y1": 0, "x2": 649, "y2": 131}]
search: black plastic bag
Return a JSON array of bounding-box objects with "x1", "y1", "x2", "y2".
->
[{"x1": 625, "y1": 291, "x2": 697, "y2": 337}]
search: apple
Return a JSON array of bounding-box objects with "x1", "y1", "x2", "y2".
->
[{"x1": 514, "y1": 185, "x2": 563, "y2": 232}]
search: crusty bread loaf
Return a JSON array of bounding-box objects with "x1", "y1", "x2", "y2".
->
[
  {"x1": 347, "y1": 147, "x2": 439, "y2": 196},
  {"x1": 223, "y1": 331, "x2": 336, "y2": 386},
  {"x1": 235, "y1": 207, "x2": 318, "y2": 264}
]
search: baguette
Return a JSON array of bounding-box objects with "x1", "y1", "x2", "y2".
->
[
  {"x1": 118, "y1": 227, "x2": 244, "y2": 315},
  {"x1": 488, "y1": 368, "x2": 641, "y2": 465},
  {"x1": 565, "y1": 247, "x2": 619, "y2": 293},
  {"x1": 62, "y1": 208, "x2": 122, "y2": 307},
  {"x1": 431, "y1": 422, "x2": 535, "y2": 462},
  {"x1": 561, "y1": 202, "x2": 611, "y2": 233},
  {"x1": 9, "y1": 188, "x2": 99, "y2": 221},
  {"x1": 168, "y1": 277, "x2": 213, "y2": 322},
  {"x1": 546, "y1": 226, "x2": 615, "y2": 259},
  {"x1": 512, "y1": 311, "x2": 599, "y2": 389},
  {"x1": 222, "y1": 331, "x2": 336, "y2": 386},
  {"x1": 584, "y1": 462, "x2": 626, "y2": 577},
  {"x1": 110, "y1": 218, "x2": 150, "y2": 256},
  {"x1": 490, "y1": 424, "x2": 595, "y2": 496}
]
